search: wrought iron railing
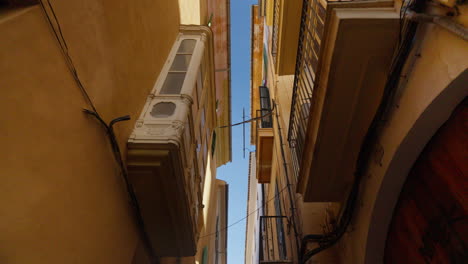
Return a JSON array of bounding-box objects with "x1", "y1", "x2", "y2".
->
[
  {"x1": 258, "y1": 86, "x2": 273, "y2": 128},
  {"x1": 257, "y1": 110, "x2": 273, "y2": 130},
  {"x1": 259, "y1": 216, "x2": 292, "y2": 263},
  {"x1": 271, "y1": 0, "x2": 280, "y2": 63},
  {"x1": 287, "y1": 0, "x2": 328, "y2": 179}
]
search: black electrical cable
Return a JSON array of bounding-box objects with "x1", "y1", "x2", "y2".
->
[
  {"x1": 39, "y1": 0, "x2": 97, "y2": 113},
  {"x1": 299, "y1": 0, "x2": 426, "y2": 262},
  {"x1": 216, "y1": 103, "x2": 276, "y2": 129},
  {"x1": 273, "y1": 100, "x2": 301, "y2": 259},
  {"x1": 39, "y1": 0, "x2": 282, "y2": 251},
  {"x1": 83, "y1": 110, "x2": 158, "y2": 264},
  {"x1": 39, "y1": 1, "x2": 158, "y2": 263}
]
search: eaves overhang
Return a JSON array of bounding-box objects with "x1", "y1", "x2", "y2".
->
[{"x1": 297, "y1": 6, "x2": 400, "y2": 202}]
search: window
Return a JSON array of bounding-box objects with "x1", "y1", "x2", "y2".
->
[
  {"x1": 160, "y1": 39, "x2": 196, "y2": 94},
  {"x1": 274, "y1": 183, "x2": 287, "y2": 260},
  {"x1": 201, "y1": 246, "x2": 208, "y2": 264},
  {"x1": 211, "y1": 131, "x2": 216, "y2": 156},
  {"x1": 259, "y1": 86, "x2": 272, "y2": 128},
  {"x1": 160, "y1": 73, "x2": 185, "y2": 94},
  {"x1": 178, "y1": 39, "x2": 196, "y2": 53}
]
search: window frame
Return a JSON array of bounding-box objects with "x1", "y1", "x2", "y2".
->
[{"x1": 151, "y1": 34, "x2": 203, "y2": 96}]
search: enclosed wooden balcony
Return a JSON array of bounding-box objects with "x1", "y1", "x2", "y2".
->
[
  {"x1": 125, "y1": 28, "x2": 210, "y2": 256},
  {"x1": 256, "y1": 86, "x2": 274, "y2": 183},
  {"x1": 257, "y1": 127, "x2": 274, "y2": 184},
  {"x1": 127, "y1": 95, "x2": 202, "y2": 257}
]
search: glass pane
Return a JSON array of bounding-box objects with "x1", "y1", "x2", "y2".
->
[
  {"x1": 211, "y1": 131, "x2": 216, "y2": 156},
  {"x1": 170, "y1": 54, "x2": 192, "y2": 71},
  {"x1": 178, "y1": 39, "x2": 196, "y2": 54},
  {"x1": 160, "y1": 72, "x2": 186, "y2": 94}
]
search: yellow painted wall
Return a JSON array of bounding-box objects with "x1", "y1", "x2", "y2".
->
[
  {"x1": 0, "y1": 1, "x2": 179, "y2": 263},
  {"x1": 276, "y1": 0, "x2": 302, "y2": 75},
  {"x1": 250, "y1": 5, "x2": 264, "y2": 145},
  {"x1": 266, "y1": 0, "x2": 274, "y2": 26},
  {"x1": 251, "y1": 1, "x2": 467, "y2": 263}
]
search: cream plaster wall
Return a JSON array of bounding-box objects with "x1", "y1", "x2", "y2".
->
[
  {"x1": 275, "y1": 75, "x2": 294, "y2": 134},
  {"x1": 195, "y1": 175, "x2": 226, "y2": 264},
  {"x1": 0, "y1": 1, "x2": 179, "y2": 263},
  {"x1": 252, "y1": 1, "x2": 467, "y2": 263},
  {"x1": 178, "y1": 0, "x2": 206, "y2": 25},
  {"x1": 245, "y1": 153, "x2": 259, "y2": 264},
  {"x1": 336, "y1": 22, "x2": 468, "y2": 264}
]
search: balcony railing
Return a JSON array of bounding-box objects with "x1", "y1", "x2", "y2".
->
[
  {"x1": 259, "y1": 216, "x2": 292, "y2": 263},
  {"x1": 259, "y1": 86, "x2": 273, "y2": 128},
  {"x1": 271, "y1": 0, "x2": 280, "y2": 63},
  {"x1": 287, "y1": 0, "x2": 329, "y2": 179},
  {"x1": 287, "y1": 0, "x2": 400, "y2": 201}
]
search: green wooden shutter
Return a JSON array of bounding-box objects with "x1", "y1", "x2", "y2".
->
[{"x1": 201, "y1": 246, "x2": 208, "y2": 264}]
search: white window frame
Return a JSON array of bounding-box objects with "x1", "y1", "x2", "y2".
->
[{"x1": 150, "y1": 33, "x2": 206, "y2": 97}]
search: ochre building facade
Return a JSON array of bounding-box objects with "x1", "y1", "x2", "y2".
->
[
  {"x1": 246, "y1": 0, "x2": 467, "y2": 263},
  {"x1": 1, "y1": 1, "x2": 231, "y2": 264}
]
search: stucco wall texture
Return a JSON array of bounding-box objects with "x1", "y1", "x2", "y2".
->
[
  {"x1": 0, "y1": 1, "x2": 179, "y2": 263},
  {"x1": 336, "y1": 22, "x2": 468, "y2": 264}
]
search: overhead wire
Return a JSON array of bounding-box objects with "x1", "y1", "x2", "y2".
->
[
  {"x1": 272, "y1": 100, "x2": 301, "y2": 258},
  {"x1": 216, "y1": 103, "x2": 276, "y2": 129},
  {"x1": 38, "y1": 0, "x2": 288, "y2": 255},
  {"x1": 39, "y1": 0, "x2": 97, "y2": 113},
  {"x1": 299, "y1": 0, "x2": 424, "y2": 262},
  {"x1": 199, "y1": 184, "x2": 290, "y2": 239}
]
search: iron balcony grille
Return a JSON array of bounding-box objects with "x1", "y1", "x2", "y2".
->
[
  {"x1": 287, "y1": 0, "x2": 328, "y2": 180},
  {"x1": 271, "y1": 0, "x2": 280, "y2": 64},
  {"x1": 259, "y1": 216, "x2": 292, "y2": 264},
  {"x1": 259, "y1": 86, "x2": 273, "y2": 129}
]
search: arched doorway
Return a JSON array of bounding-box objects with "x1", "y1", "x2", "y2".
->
[{"x1": 384, "y1": 99, "x2": 467, "y2": 263}]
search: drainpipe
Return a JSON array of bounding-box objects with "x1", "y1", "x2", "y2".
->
[{"x1": 406, "y1": 10, "x2": 468, "y2": 41}]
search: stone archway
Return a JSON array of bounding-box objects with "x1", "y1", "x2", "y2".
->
[
  {"x1": 384, "y1": 99, "x2": 467, "y2": 263},
  {"x1": 364, "y1": 69, "x2": 468, "y2": 264}
]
